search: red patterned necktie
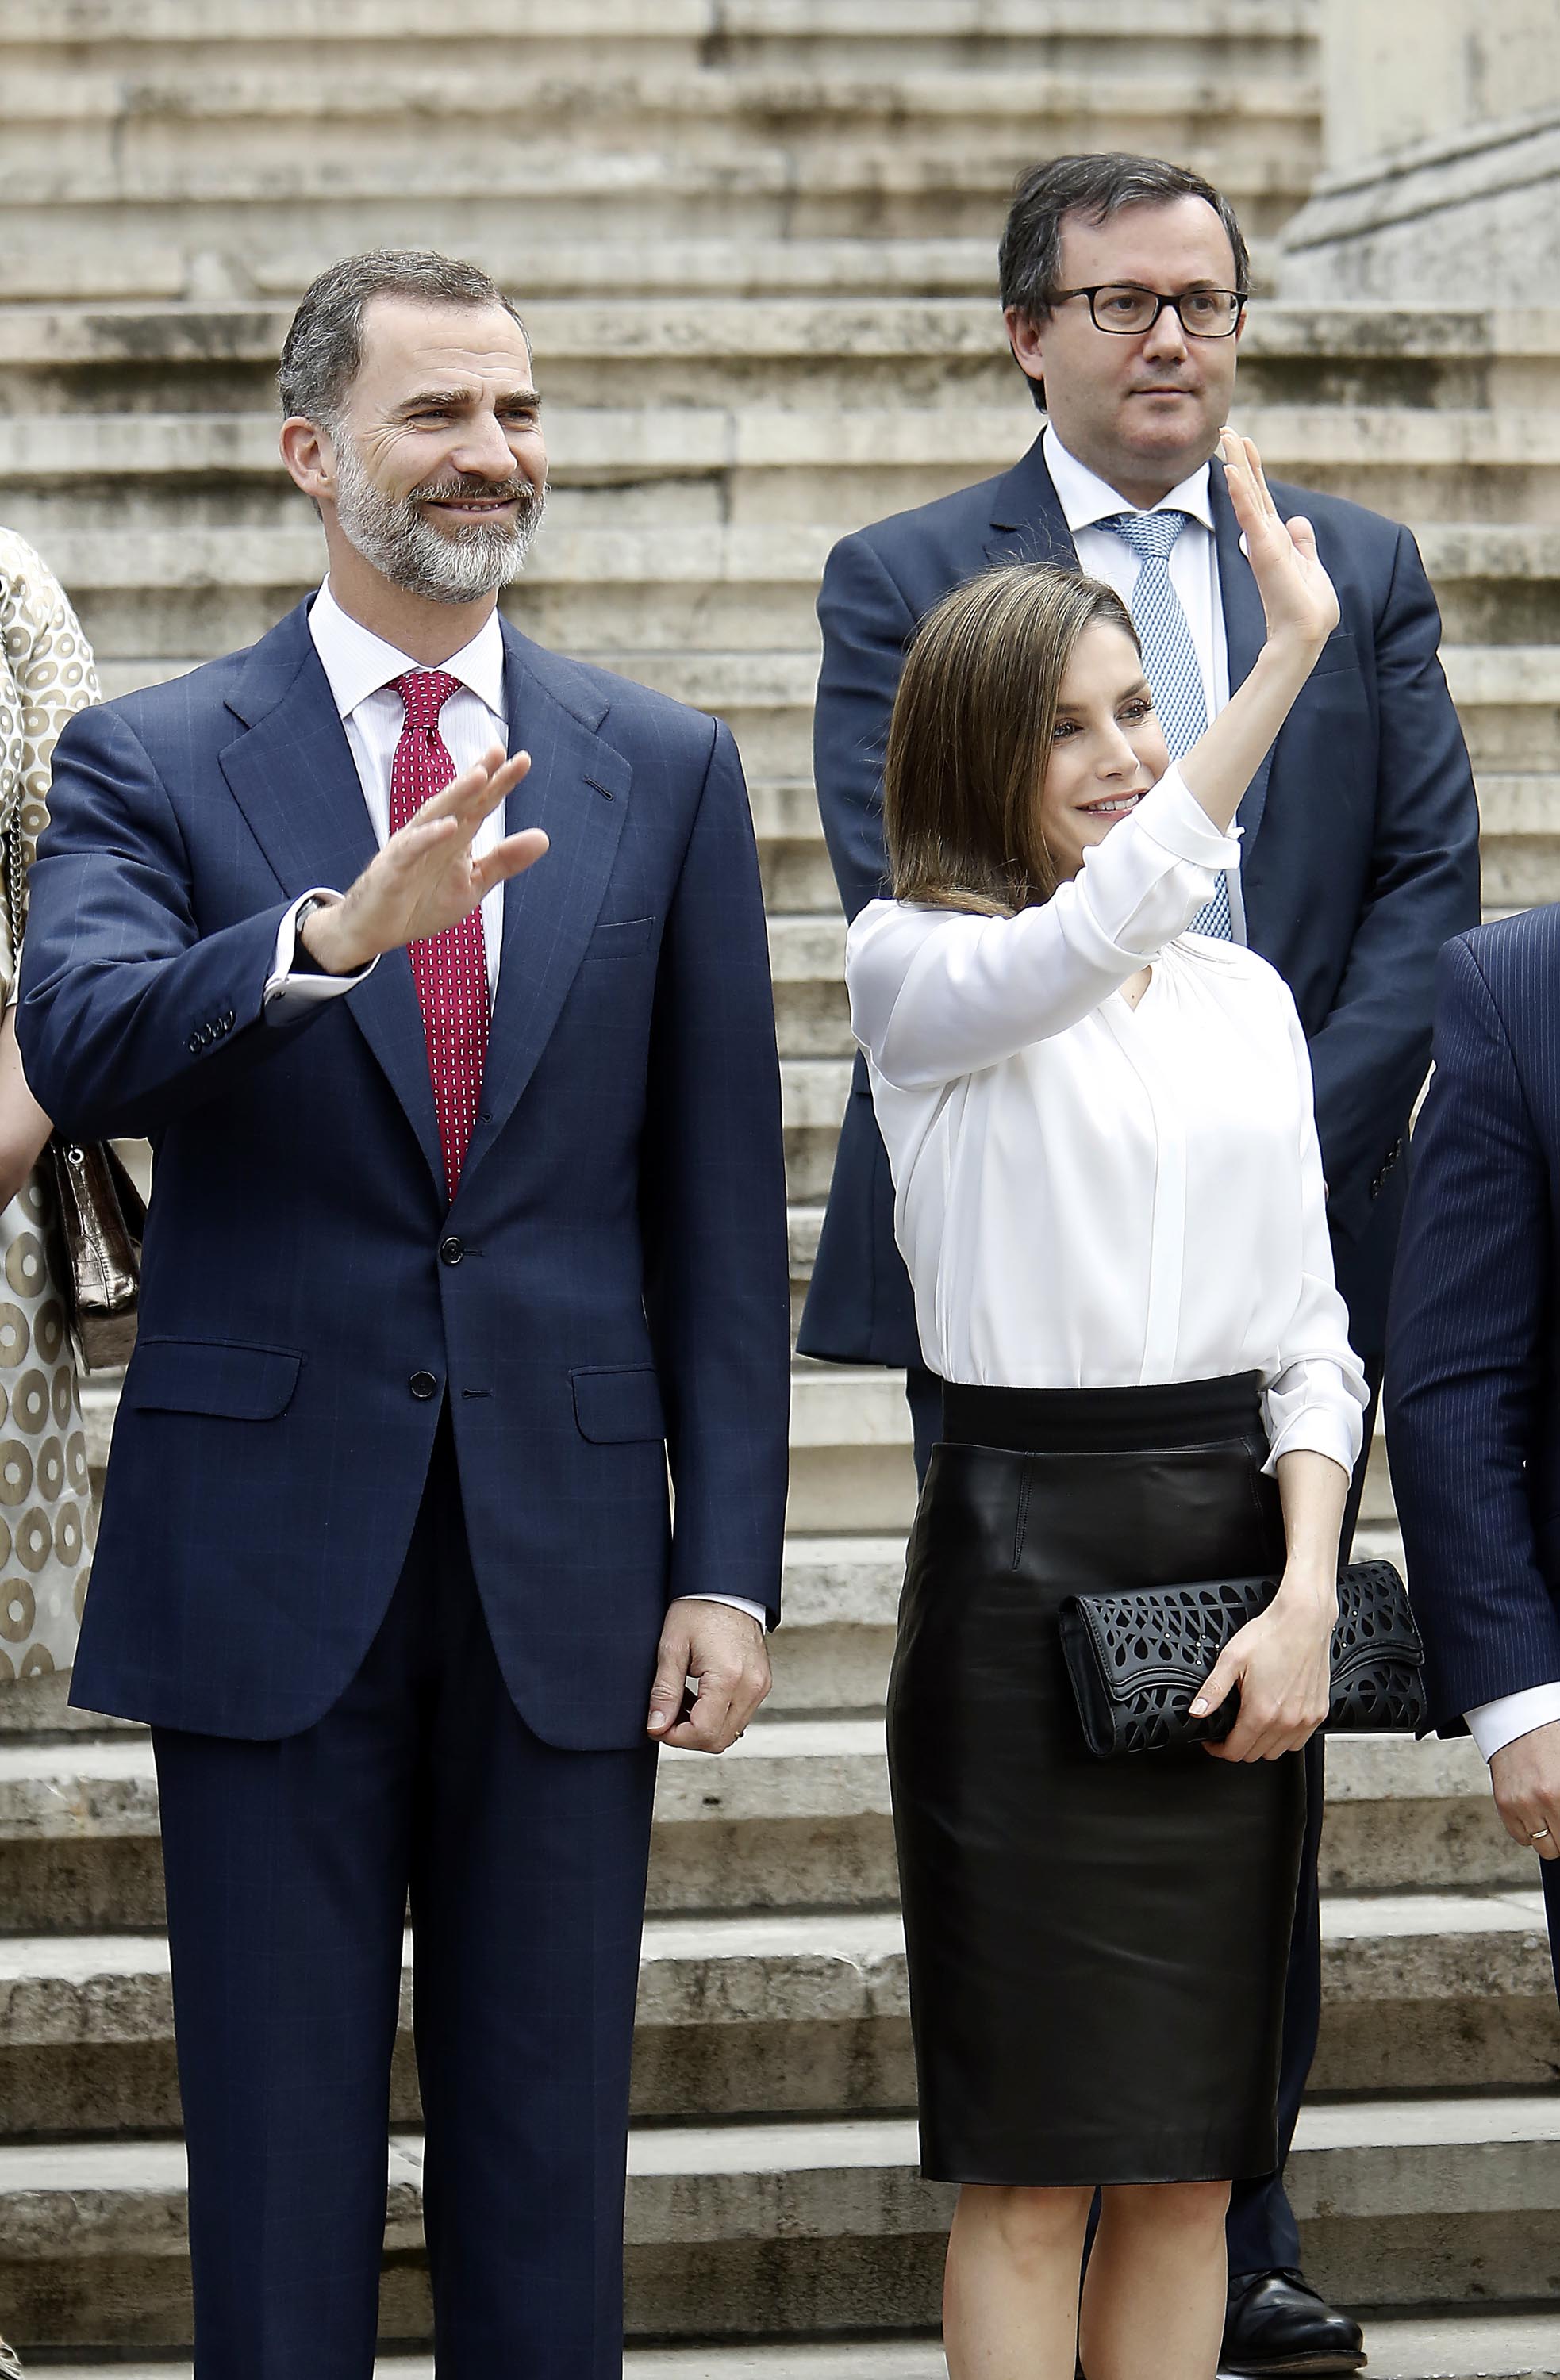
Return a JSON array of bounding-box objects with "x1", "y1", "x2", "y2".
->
[{"x1": 387, "y1": 669, "x2": 490, "y2": 1200}]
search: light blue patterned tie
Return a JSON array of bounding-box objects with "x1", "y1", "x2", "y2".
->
[{"x1": 1099, "y1": 508, "x2": 1233, "y2": 940}]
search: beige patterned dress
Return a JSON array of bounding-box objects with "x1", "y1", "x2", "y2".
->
[{"x1": 0, "y1": 528, "x2": 99, "y2": 1684}]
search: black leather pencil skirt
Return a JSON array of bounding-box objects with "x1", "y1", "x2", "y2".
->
[{"x1": 887, "y1": 1372, "x2": 1304, "y2": 2188}]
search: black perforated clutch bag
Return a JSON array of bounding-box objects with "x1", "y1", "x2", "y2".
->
[{"x1": 1058, "y1": 1560, "x2": 1426, "y2": 1759}]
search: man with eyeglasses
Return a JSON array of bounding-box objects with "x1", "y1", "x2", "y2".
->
[{"x1": 799, "y1": 151, "x2": 1480, "y2": 2375}]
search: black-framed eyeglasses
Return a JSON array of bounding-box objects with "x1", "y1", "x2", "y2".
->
[{"x1": 1054, "y1": 284, "x2": 1247, "y2": 338}]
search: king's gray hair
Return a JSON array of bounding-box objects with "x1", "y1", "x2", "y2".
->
[{"x1": 278, "y1": 249, "x2": 530, "y2": 426}]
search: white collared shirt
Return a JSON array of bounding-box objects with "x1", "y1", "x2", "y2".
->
[{"x1": 263, "y1": 581, "x2": 509, "y2": 1005}]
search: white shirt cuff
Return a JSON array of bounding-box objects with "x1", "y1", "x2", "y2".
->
[
  {"x1": 1132, "y1": 762, "x2": 1243, "y2": 873},
  {"x1": 1465, "y1": 1683, "x2": 1560, "y2": 1762},
  {"x1": 263, "y1": 890, "x2": 377, "y2": 1012},
  {"x1": 680, "y1": 1592, "x2": 769, "y2": 1630}
]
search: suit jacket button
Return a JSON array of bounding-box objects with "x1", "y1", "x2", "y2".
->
[
  {"x1": 409, "y1": 1371, "x2": 438, "y2": 1401},
  {"x1": 440, "y1": 1236, "x2": 463, "y2": 1266}
]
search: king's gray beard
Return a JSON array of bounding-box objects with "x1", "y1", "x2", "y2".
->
[{"x1": 330, "y1": 431, "x2": 545, "y2": 604}]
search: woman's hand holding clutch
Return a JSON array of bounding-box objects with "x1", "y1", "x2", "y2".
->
[{"x1": 1193, "y1": 1565, "x2": 1336, "y2": 1763}]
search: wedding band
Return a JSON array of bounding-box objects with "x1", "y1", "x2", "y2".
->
[{"x1": 1531, "y1": 1825, "x2": 1552, "y2": 1841}]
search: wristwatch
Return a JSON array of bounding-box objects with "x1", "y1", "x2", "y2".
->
[{"x1": 290, "y1": 895, "x2": 329, "y2": 976}]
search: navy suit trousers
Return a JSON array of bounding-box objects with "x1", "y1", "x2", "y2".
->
[{"x1": 153, "y1": 1411, "x2": 658, "y2": 2378}]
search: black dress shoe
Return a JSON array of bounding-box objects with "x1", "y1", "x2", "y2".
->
[{"x1": 1220, "y1": 2269, "x2": 1366, "y2": 2374}]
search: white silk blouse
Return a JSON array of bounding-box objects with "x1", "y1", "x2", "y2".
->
[{"x1": 846, "y1": 763, "x2": 1368, "y2": 1477}]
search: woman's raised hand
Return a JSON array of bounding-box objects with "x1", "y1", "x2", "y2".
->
[{"x1": 1220, "y1": 427, "x2": 1339, "y2": 656}]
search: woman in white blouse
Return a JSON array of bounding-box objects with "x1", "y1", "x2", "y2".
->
[{"x1": 847, "y1": 436, "x2": 1367, "y2": 2380}]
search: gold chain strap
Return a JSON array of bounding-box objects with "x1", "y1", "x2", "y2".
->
[{"x1": 2, "y1": 820, "x2": 24, "y2": 978}]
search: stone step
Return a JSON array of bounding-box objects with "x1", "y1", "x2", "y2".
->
[
  {"x1": 0, "y1": 143, "x2": 1310, "y2": 271},
  {"x1": 783, "y1": 1362, "x2": 1418, "y2": 1534},
  {"x1": 0, "y1": 1717, "x2": 900, "y2": 1932},
  {"x1": 1, "y1": 1883, "x2": 1550, "y2": 2143},
  {"x1": 13, "y1": 511, "x2": 1560, "y2": 660},
  {"x1": 0, "y1": 1528, "x2": 891, "y2": 1740},
  {"x1": 0, "y1": 63, "x2": 1315, "y2": 141},
  {"x1": 2, "y1": 234, "x2": 1285, "y2": 317},
  {"x1": 0, "y1": 1718, "x2": 1531, "y2": 1936},
  {"x1": 62, "y1": 1368, "x2": 1423, "y2": 1702},
  {"x1": 71, "y1": 1349, "x2": 1408, "y2": 1556},
  {"x1": 0, "y1": 0, "x2": 1320, "y2": 53},
  {"x1": 0, "y1": 1910, "x2": 913, "y2": 2138},
  {"x1": 0, "y1": 237, "x2": 1023, "y2": 309},
  {"x1": 3, "y1": 301, "x2": 1557, "y2": 416},
  {"x1": 80, "y1": 640, "x2": 1560, "y2": 795},
  {"x1": 21, "y1": 2312, "x2": 1560, "y2": 2380},
  {"x1": 537, "y1": 643, "x2": 1560, "y2": 781},
  {"x1": 10, "y1": 406, "x2": 1560, "y2": 518},
  {"x1": 767, "y1": 774, "x2": 1556, "y2": 915},
  {"x1": 2, "y1": 2095, "x2": 1557, "y2": 2347}
]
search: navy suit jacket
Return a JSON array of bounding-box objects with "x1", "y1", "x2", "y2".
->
[
  {"x1": 18, "y1": 601, "x2": 792, "y2": 1748},
  {"x1": 1386, "y1": 912, "x2": 1560, "y2": 1733},
  {"x1": 797, "y1": 432, "x2": 1481, "y2": 1366}
]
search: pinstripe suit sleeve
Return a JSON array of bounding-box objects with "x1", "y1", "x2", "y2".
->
[{"x1": 1385, "y1": 934, "x2": 1560, "y2": 1726}]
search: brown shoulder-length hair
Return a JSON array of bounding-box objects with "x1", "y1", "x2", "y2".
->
[{"x1": 885, "y1": 563, "x2": 1140, "y2": 915}]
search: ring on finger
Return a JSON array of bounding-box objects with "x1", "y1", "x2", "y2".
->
[{"x1": 1531, "y1": 1825, "x2": 1554, "y2": 1842}]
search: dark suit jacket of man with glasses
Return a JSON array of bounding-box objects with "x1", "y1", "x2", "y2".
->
[{"x1": 798, "y1": 155, "x2": 1480, "y2": 2376}]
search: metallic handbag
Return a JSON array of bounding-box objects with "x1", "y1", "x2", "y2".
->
[
  {"x1": 1059, "y1": 1559, "x2": 1427, "y2": 1758},
  {"x1": 44, "y1": 1134, "x2": 145, "y2": 1372},
  {"x1": 4, "y1": 823, "x2": 144, "y2": 1372}
]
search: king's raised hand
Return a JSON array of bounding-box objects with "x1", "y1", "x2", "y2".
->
[{"x1": 300, "y1": 743, "x2": 549, "y2": 976}]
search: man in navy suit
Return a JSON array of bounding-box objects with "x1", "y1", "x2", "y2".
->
[
  {"x1": 18, "y1": 251, "x2": 791, "y2": 2376},
  {"x1": 797, "y1": 154, "x2": 1481, "y2": 2373},
  {"x1": 1386, "y1": 918, "x2": 1560, "y2": 1995}
]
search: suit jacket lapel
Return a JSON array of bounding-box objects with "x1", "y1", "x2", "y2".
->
[
  {"x1": 454, "y1": 625, "x2": 632, "y2": 1194},
  {"x1": 983, "y1": 431, "x2": 1080, "y2": 571},
  {"x1": 218, "y1": 600, "x2": 445, "y2": 1188},
  {"x1": 1211, "y1": 462, "x2": 1277, "y2": 853}
]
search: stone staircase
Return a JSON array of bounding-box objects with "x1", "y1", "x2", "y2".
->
[{"x1": 2, "y1": 2, "x2": 1558, "y2": 2373}]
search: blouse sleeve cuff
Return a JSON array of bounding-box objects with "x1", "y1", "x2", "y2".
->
[
  {"x1": 1261, "y1": 1394, "x2": 1362, "y2": 1481},
  {"x1": 1131, "y1": 763, "x2": 1243, "y2": 873}
]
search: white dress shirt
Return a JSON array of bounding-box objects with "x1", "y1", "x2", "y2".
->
[
  {"x1": 1044, "y1": 425, "x2": 1243, "y2": 937},
  {"x1": 263, "y1": 580, "x2": 509, "y2": 1008},
  {"x1": 847, "y1": 763, "x2": 1368, "y2": 1477},
  {"x1": 265, "y1": 582, "x2": 764, "y2": 1633},
  {"x1": 1464, "y1": 1683, "x2": 1560, "y2": 1762}
]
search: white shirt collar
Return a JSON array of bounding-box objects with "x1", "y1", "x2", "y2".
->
[
  {"x1": 1042, "y1": 424, "x2": 1214, "y2": 536},
  {"x1": 307, "y1": 579, "x2": 507, "y2": 723}
]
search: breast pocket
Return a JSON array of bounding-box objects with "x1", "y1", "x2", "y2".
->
[
  {"x1": 586, "y1": 916, "x2": 655, "y2": 961},
  {"x1": 1308, "y1": 628, "x2": 1358, "y2": 680}
]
